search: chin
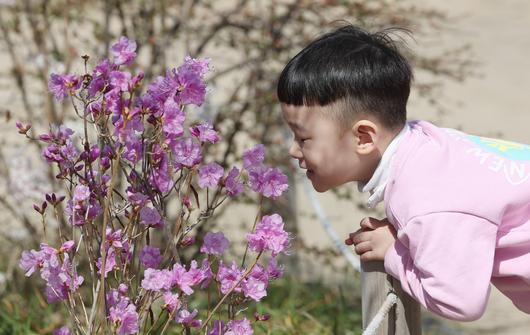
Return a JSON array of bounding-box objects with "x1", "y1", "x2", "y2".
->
[{"x1": 311, "y1": 181, "x2": 331, "y2": 193}]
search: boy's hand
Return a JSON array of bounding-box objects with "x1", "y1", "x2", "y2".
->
[{"x1": 345, "y1": 217, "x2": 397, "y2": 262}]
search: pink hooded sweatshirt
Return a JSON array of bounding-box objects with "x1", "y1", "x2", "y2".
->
[{"x1": 379, "y1": 121, "x2": 530, "y2": 321}]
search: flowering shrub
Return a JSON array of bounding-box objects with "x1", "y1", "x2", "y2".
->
[{"x1": 17, "y1": 36, "x2": 290, "y2": 335}]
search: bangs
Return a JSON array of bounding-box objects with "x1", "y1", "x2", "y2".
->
[{"x1": 277, "y1": 41, "x2": 355, "y2": 106}]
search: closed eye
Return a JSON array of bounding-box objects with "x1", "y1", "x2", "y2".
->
[{"x1": 296, "y1": 138, "x2": 309, "y2": 145}]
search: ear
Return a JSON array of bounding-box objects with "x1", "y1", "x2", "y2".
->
[{"x1": 352, "y1": 120, "x2": 378, "y2": 155}]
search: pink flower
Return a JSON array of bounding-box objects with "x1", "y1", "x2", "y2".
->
[
  {"x1": 243, "y1": 144, "x2": 265, "y2": 170},
  {"x1": 190, "y1": 122, "x2": 219, "y2": 143},
  {"x1": 249, "y1": 166, "x2": 288, "y2": 198},
  {"x1": 19, "y1": 249, "x2": 43, "y2": 277},
  {"x1": 175, "y1": 309, "x2": 202, "y2": 328},
  {"x1": 20, "y1": 244, "x2": 84, "y2": 303},
  {"x1": 180, "y1": 56, "x2": 210, "y2": 77},
  {"x1": 267, "y1": 257, "x2": 284, "y2": 279},
  {"x1": 109, "y1": 70, "x2": 132, "y2": 91},
  {"x1": 59, "y1": 240, "x2": 75, "y2": 253},
  {"x1": 106, "y1": 284, "x2": 129, "y2": 308},
  {"x1": 242, "y1": 264, "x2": 268, "y2": 301},
  {"x1": 139, "y1": 245, "x2": 162, "y2": 269},
  {"x1": 175, "y1": 66, "x2": 206, "y2": 106},
  {"x1": 217, "y1": 261, "x2": 244, "y2": 294},
  {"x1": 200, "y1": 232, "x2": 229, "y2": 256},
  {"x1": 163, "y1": 292, "x2": 181, "y2": 314},
  {"x1": 140, "y1": 207, "x2": 164, "y2": 228},
  {"x1": 162, "y1": 98, "x2": 185, "y2": 138},
  {"x1": 109, "y1": 299, "x2": 139, "y2": 335},
  {"x1": 73, "y1": 184, "x2": 90, "y2": 202},
  {"x1": 96, "y1": 247, "x2": 117, "y2": 278},
  {"x1": 171, "y1": 261, "x2": 210, "y2": 295},
  {"x1": 242, "y1": 276, "x2": 267, "y2": 301},
  {"x1": 246, "y1": 214, "x2": 290, "y2": 256},
  {"x1": 172, "y1": 138, "x2": 202, "y2": 167},
  {"x1": 41, "y1": 253, "x2": 84, "y2": 303},
  {"x1": 226, "y1": 318, "x2": 253, "y2": 335},
  {"x1": 53, "y1": 327, "x2": 72, "y2": 335},
  {"x1": 198, "y1": 162, "x2": 224, "y2": 188},
  {"x1": 110, "y1": 36, "x2": 137, "y2": 66},
  {"x1": 48, "y1": 73, "x2": 80, "y2": 101},
  {"x1": 224, "y1": 167, "x2": 244, "y2": 196},
  {"x1": 148, "y1": 144, "x2": 173, "y2": 194},
  {"x1": 88, "y1": 59, "x2": 117, "y2": 97},
  {"x1": 127, "y1": 191, "x2": 149, "y2": 207},
  {"x1": 141, "y1": 268, "x2": 172, "y2": 292}
]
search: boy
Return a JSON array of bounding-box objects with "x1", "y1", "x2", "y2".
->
[{"x1": 278, "y1": 24, "x2": 530, "y2": 321}]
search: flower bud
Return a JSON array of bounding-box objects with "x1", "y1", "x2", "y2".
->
[
  {"x1": 254, "y1": 312, "x2": 270, "y2": 321},
  {"x1": 16, "y1": 121, "x2": 32, "y2": 135},
  {"x1": 180, "y1": 236, "x2": 195, "y2": 247}
]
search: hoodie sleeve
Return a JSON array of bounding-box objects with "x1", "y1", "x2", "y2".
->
[{"x1": 384, "y1": 212, "x2": 498, "y2": 321}]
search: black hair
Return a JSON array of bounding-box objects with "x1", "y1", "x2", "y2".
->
[{"x1": 277, "y1": 24, "x2": 412, "y2": 130}]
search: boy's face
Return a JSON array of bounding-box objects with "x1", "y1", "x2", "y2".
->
[{"x1": 282, "y1": 104, "x2": 379, "y2": 192}]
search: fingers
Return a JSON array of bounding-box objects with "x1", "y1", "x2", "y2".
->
[
  {"x1": 360, "y1": 217, "x2": 386, "y2": 230},
  {"x1": 354, "y1": 241, "x2": 372, "y2": 255},
  {"x1": 359, "y1": 251, "x2": 377, "y2": 262},
  {"x1": 345, "y1": 229, "x2": 370, "y2": 246}
]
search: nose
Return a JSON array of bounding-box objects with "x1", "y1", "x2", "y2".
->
[{"x1": 289, "y1": 141, "x2": 303, "y2": 160}]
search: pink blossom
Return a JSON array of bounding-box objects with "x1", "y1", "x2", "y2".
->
[
  {"x1": 109, "y1": 70, "x2": 132, "y2": 91},
  {"x1": 249, "y1": 166, "x2": 288, "y2": 198},
  {"x1": 140, "y1": 207, "x2": 164, "y2": 228},
  {"x1": 73, "y1": 184, "x2": 90, "y2": 202},
  {"x1": 198, "y1": 162, "x2": 224, "y2": 188},
  {"x1": 139, "y1": 245, "x2": 162, "y2": 269},
  {"x1": 48, "y1": 73, "x2": 80, "y2": 101},
  {"x1": 242, "y1": 144, "x2": 265, "y2": 170},
  {"x1": 59, "y1": 240, "x2": 75, "y2": 253},
  {"x1": 224, "y1": 167, "x2": 244, "y2": 196},
  {"x1": 267, "y1": 257, "x2": 284, "y2": 279},
  {"x1": 242, "y1": 276, "x2": 267, "y2": 301},
  {"x1": 53, "y1": 327, "x2": 72, "y2": 335},
  {"x1": 110, "y1": 36, "x2": 137, "y2": 66},
  {"x1": 175, "y1": 66, "x2": 206, "y2": 106},
  {"x1": 242, "y1": 264, "x2": 268, "y2": 301},
  {"x1": 246, "y1": 214, "x2": 290, "y2": 256},
  {"x1": 96, "y1": 247, "x2": 117, "y2": 278},
  {"x1": 190, "y1": 122, "x2": 219, "y2": 143},
  {"x1": 109, "y1": 299, "x2": 139, "y2": 335},
  {"x1": 226, "y1": 318, "x2": 253, "y2": 335},
  {"x1": 180, "y1": 56, "x2": 211, "y2": 77},
  {"x1": 172, "y1": 138, "x2": 202, "y2": 167},
  {"x1": 127, "y1": 191, "x2": 149, "y2": 207},
  {"x1": 200, "y1": 232, "x2": 229, "y2": 256},
  {"x1": 88, "y1": 59, "x2": 117, "y2": 97},
  {"x1": 162, "y1": 98, "x2": 185, "y2": 138},
  {"x1": 148, "y1": 144, "x2": 173, "y2": 194},
  {"x1": 41, "y1": 253, "x2": 84, "y2": 303},
  {"x1": 106, "y1": 285, "x2": 130, "y2": 308},
  {"x1": 141, "y1": 268, "x2": 172, "y2": 292},
  {"x1": 217, "y1": 261, "x2": 245, "y2": 294},
  {"x1": 163, "y1": 292, "x2": 181, "y2": 314},
  {"x1": 19, "y1": 249, "x2": 43, "y2": 277},
  {"x1": 175, "y1": 308, "x2": 202, "y2": 328}
]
